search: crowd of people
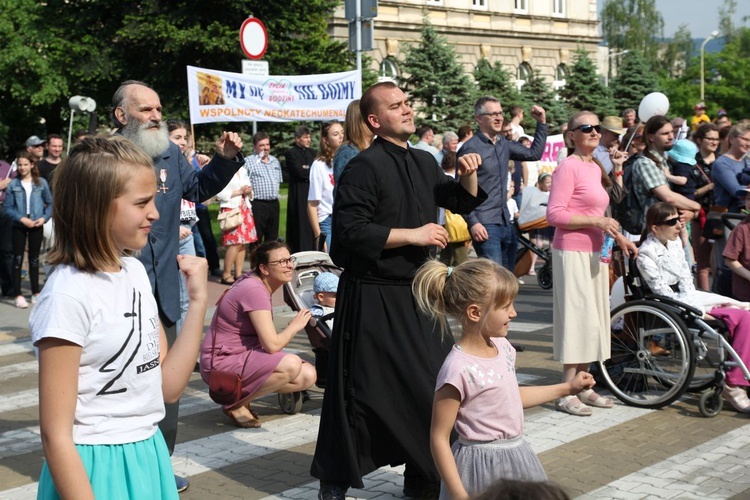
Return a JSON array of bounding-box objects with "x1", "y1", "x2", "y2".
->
[{"x1": 4, "y1": 78, "x2": 750, "y2": 500}]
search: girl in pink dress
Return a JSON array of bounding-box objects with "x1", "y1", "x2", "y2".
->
[{"x1": 412, "y1": 258, "x2": 594, "y2": 499}]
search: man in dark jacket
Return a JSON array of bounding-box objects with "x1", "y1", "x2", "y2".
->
[{"x1": 285, "y1": 125, "x2": 317, "y2": 252}]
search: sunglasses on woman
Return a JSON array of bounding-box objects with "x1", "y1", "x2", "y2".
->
[
  {"x1": 571, "y1": 124, "x2": 602, "y2": 134},
  {"x1": 659, "y1": 217, "x2": 680, "y2": 226}
]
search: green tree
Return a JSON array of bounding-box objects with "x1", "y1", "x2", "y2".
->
[
  {"x1": 560, "y1": 49, "x2": 615, "y2": 117},
  {"x1": 610, "y1": 51, "x2": 659, "y2": 114},
  {"x1": 706, "y1": 26, "x2": 750, "y2": 118},
  {"x1": 400, "y1": 19, "x2": 475, "y2": 132},
  {"x1": 660, "y1": 24, "x2": 694, "y2": 78},
  {"x1": 473, "y1": 58, "x2": 518, "y2": 107},
  {"x1": 600, "y1": 0, "x2": 665, "y2": 66},
  {"x1": 0, "y1": 0, "x2": 357, "y2": 158},
  {"x1": 518, "y1": 71, "x2": 569, "y2": 131}
]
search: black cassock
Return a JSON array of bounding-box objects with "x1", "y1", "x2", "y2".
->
[
  {"x1": 311, "y1": 137, "x2": 487, "y2": 488},
  {"x1": 284, "y1": 144, "x2": 317, "y2": 253}
]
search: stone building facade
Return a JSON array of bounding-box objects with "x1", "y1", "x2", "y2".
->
[{"x1": 329, "y1": 0, "x2": 604, "y2": 91}]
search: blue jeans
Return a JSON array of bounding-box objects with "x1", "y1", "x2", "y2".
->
[
  {"x1": 177, "y1": 227, "x2": 195, "y2": 333},
  {"x1": 319, "y1": 215, "x2": 332, "y2": 253},
  {"x1": 191, "y1": 223, "x2": 206, "y2": 257},
  {"x1": 473, "y1": 223, "x2": 516, "y2": 271}
]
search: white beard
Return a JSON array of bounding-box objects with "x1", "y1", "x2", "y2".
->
[{"x1": 121, "y1": 119, "x2": 170, "y2": 158}]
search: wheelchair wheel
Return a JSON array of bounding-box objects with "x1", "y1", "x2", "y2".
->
[
  {"x1": 699, "y1": 388, "x2": 723, "y2": 418},
  {"x1": 598, "y1": 301, "x2": 695, "y2": 409},
  {"x1": 278, "y1": 391, "x2": 304, "y2": 414},
  {"x1": 537, "y1": 264, "x2": 552, "y2": 290}
]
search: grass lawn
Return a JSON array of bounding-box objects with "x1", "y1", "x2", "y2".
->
[{"x1": 207, "y1": 185, "x2": 288, "y2": 254}]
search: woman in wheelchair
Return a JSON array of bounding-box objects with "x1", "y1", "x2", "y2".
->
[{"x1": 638, "y1": 202, "x2": 750, "y2": 412}]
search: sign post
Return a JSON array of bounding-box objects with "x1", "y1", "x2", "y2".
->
[
  {"x1": 240, "y1": 17, "x2": 269, "y2": 133},
  {"x1": 345, "y1": 0, "x2": 377, "y2": 77}
]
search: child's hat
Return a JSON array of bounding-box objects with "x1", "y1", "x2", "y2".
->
[{"x1": 314, "y1": 272, "x2": 339, "y2": 293}]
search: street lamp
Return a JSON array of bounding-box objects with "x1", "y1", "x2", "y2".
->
[
  {"x1": 700, "y1": 30, "x2": 719, "y2": 101},
  {"x1": 606, "y1": 49, "x2": 629, "y2": 87}
]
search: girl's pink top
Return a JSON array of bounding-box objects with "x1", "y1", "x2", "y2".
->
[{"x1": 546, "y1": 155, "x2": 610, "y2": 252}]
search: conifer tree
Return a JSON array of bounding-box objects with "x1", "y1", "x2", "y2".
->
[
  {"x1": 560, "y1": 48, "x2": 615, "y2": 117},
  {"x1": 473, "y1": 58, "x2": 518, "y2": 108},
  {"x1": 519, "y1": 70, "x2": 570, "y2": 132},
  {"x1": 401, "y1": 19, "x2": 476, "y2": 132},
  {"x1": 610, "y1": 52, "x2": 659, "y2": 114}
]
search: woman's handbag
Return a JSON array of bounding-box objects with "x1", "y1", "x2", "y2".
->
[
  {"x1": 217, "y1": 207, "x2": 243, "y2": 232},
  {"x1": 206, "y1": 286, "x2": 247, "y2": 406},
  {"x1": 208, "y1": 370, "x2": 243, "y2": 406},
  {"x1": 444, "y1": 210, "x2": 471, "y2": 243}
]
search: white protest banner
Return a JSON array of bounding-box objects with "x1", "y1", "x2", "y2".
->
[
  {"x1": 522, "y1": 134, "x2": 565, "y2": 187},
  {"x1": 187, "y1": 65, "x2": 361, "y2": 124}
]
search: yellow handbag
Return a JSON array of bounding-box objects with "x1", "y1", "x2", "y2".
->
[{"x1": 444, "y1": 210, "x2": 471, "y2": 243}]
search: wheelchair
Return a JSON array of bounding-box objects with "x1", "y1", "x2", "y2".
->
[{"x1": 597, "y1": 256, "x2": 750, "y2": 417}]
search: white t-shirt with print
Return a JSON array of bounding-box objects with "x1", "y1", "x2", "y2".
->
[
  {"x1": 30, "y1": 257, "x2": 164, "y2": 445},
  {"x1": 307, "y1": 159, "x2": 335, "y2": 221}
]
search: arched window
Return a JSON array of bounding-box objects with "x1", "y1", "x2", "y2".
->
[
  {"x1": 378, "y1": 58, "x2": 400, "y2": 83},
  {"x1": 554, "y1": 64, "x2": 567, "y2": 89},
  {"x1": 516, "y1": 62, "x2": 532, "y2": 91}
]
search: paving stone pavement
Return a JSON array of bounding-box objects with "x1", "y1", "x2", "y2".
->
[{"x1": 2, "y1": 276, "x2": 750, "y2": 499}]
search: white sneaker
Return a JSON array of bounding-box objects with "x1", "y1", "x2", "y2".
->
[
  {"x1": 722, "y1": 385, "x2": 750, "y2": 413},
  {"x1": 518, "y1": 278, "x2": 525, "y2": 285},
  {"x1": 14, "y1": 296, "x2": 28, "y2": 309}
]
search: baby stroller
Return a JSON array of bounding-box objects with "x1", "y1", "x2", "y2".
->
[
  {"x1": 280, "y1": 251, "x2": 341, "y2": 413},
  {"x1": 514, "y1": 186, "x2": 553, "y2": 289}
]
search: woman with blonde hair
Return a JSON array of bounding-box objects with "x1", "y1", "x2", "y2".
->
[{"x1": 547, "y1": 111, "x2": 636, "y2": 416}]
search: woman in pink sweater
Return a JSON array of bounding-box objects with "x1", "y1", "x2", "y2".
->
[{"x1": 546, "y1": 111, "x2": 636, "y2": 416}]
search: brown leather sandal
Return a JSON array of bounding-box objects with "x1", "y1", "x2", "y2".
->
[{"x1": 222, "y1": 408, "x2": 261, "y2": 428}]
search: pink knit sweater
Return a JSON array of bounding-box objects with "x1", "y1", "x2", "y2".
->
[{"x1": 546, "y1": 156, "x2": 610, "y2": 252}]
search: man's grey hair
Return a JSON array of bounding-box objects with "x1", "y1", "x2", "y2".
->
[
  {"x1": 473, "y1": 96, "x2": 500, "y2": 117},
  {"x1": 442, "y1": 131, "x2": 458, "y2": 144},
  {"x1": 110, "y1": 80, "x2": 152, "y2": 128}
]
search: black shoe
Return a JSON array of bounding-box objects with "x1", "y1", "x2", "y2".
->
[
  {"x1": 210, "y1": 268, "x2": 223, "y2": 277},
  {"x1": 175, "y1": 475, "x2": 190, "y2": 493},
  {"x1": 318, "y1": 481, "x2": 348, "y2": 500}
]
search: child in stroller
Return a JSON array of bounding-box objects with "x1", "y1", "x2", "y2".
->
[
  {"x1": 282, "y1": 252, "x2": 342, "y2": 401},
  {"x1": 311, "y1": 272, "x2": 339, "y2": 331},
  {"x1": 514, "y1": 173, "x2": 554, "y2": 289}
]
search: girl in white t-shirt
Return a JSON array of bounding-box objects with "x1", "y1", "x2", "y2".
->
[
  {"x1": 30, "y1": 137, "x2": 208, "y2": 499},
  {"x1": 308, "y1": 120, "x2": 344, "y2": 252},
  {"x1": 412, "y1": 259, "x2": 594, "y2": 500}
]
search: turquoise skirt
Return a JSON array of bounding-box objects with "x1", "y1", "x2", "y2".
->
[{"x1": 37, "y1": 429, "x2": 178, "y2": 500}]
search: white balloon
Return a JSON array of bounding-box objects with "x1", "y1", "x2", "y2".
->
[{"x1": 638, "y1": 92, "x2": 670, "y2": 122}]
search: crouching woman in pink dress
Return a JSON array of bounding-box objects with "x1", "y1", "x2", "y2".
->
[{"x1": 200, "y1": 241, "x2": 316, "y2": 427}]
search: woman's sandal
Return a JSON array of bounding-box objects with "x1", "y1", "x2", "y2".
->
[
  {"x1": 220, "y1": 276, "x2": 235, "y2": 285},
  {"x1": 577, "y1": 389, "x2": 614, "y2": 409},
  {"x1": 555, "y1": 395, "x2": 593, "y2": 416},
  {"x1": 223, "y1": 408, "x2": 261, "y2": 428}
]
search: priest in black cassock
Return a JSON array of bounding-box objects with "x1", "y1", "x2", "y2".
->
[
  {"x1": 311, "y1": 81, "x2": 487, "y2": 499},
  {"x1": 284, "y1": 126, "x2": 317, "y2": 253}
]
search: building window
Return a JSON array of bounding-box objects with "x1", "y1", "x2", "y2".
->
[
  {"x1": 378, "y1": 58, "x2": 400, "y2": 83},
  {"x1": 514, "y1": 0, "x2": 528, "y2": 14},
  {"x1": 516, "y1": 62, "x2": 532, "y2": 91},
  {"x1": 472, "y1": 0, "x2": 487, "y2": 9},
  {"x1": 553, "y1": 0, "x2": 565, "y2": 16},
  {"x1": 553, "y1": 64, "x2": 566, "y2": 97}
]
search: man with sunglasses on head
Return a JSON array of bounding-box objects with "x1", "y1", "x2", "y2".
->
[
  {"x1": 457, "y1": 96, "x2": 548, "y2": 271},
  {"x1": 631, "y1": 115, "x2": 700, "y2": 231}
]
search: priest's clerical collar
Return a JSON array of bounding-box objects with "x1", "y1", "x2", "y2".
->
[{"x1": 376, "y1": 136, "x2": 408, "y2": 154}]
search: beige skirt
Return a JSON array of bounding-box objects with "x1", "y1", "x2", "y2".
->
[{"x1": 552, "y1": 248, "x2": 611, "y2": 363}]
